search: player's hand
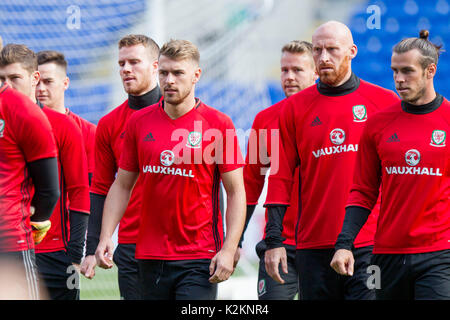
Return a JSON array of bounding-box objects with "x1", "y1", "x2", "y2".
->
[
  {"x1": 95, "y1": 238, "x2": 114, "y2": 269},
  {"x1": 264, "y1": 247, "x2": 287, "y2": 284},
  {"x1": 330, "y1": 249, "x2": 354, "y2": 276},
  {"x1": 72, "y1": 263, "x2": 81, "y2": 274},
  {"x1": 30, "y1": 220, "x2": 51, "y2": 245},
  {"x1": 209, "y1": 249, "x2": 234, "y2": 283},
  {"x1": 81, "y1": 255, "x2": 97, "y2": 279},
  {"x1": 233, "y1": 247, "x2": 241, "y2": 271}
]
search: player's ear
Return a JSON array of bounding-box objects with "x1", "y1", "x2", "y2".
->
[
  {"x1": 31, "y1": 71, "x2": 40, "y2": 87},
  {"x1": 426, "y1": 63, "x2": 436, "y2": 79},
  {"x1": 63, "y1": 76, "x2": 69, "y2": 90},
  {"x1": 349, "y1": 44, "x2": 357, "y2": 60},
  {"x1": 193, "y1": 67, "x2": 201, "y2": 84}
]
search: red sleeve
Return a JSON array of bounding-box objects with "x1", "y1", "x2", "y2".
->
[
  {"x1": 13, "y1": 94, "x2": 57, "y2": 162},
  {"x1": 218, "y1": 114, "x2": 244, "y2": 174},
  {"x1": 119, "y1": 114, "x2": 140, "y2": 172},
  {"x1": 265, "y1": 98, "x2": 299, "y2": 205},
  {"x1": 91, "y1": 117, "x2": 118, "y2": 195},
  {"x1": 86, "y1": 122, "x2": 97, "y2": 175},
  {"x1": 244, "y1": 113, "x2": 269, "y2": 205},
  {"x1": 346, "y1": 118, "x2": 381, "y2": 210},
  {"x1": 48, "y1": 110, "x2": 90, "y2": 214}
]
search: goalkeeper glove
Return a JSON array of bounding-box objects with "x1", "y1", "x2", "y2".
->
[{"x1": 30, "y1": 220, "x2": 51, "y2": 245}]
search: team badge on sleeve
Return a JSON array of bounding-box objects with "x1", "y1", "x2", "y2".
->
[
  {"x1": 430, "y1": 130, "x2": 446, "y2": 147},
  {"x1": 352, "y1": 105, "x2": 367, "y2": 122},
  {"x1": 186, "y1": 131, "x2": 202, "y2": 149},
  {"x1": 0, "y1": 119, "x2": 5, "y2": 138}
]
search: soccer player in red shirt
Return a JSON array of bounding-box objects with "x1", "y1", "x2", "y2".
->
[
  {"x1": 95, "y1": 39, "x2": 246, "y2": 300},
  {"x1": 242, "y1": 40, "x2": 317, "y2": 300},
  {"x1": 0, "y1": 65, "x2": 60, "y2": 299},
  {"x1": 80, "y1": 34, "x2": 162, "y2": 300},
  {"x1": 0, "y1": 44, "x2": 90, "y2": 300},
  {"x1": 331, "y1": 30, "x2": 450, "y2": 300},
  {"x1": 263, "y1": 21, "x2": 400, "y2": 300},
  {"x1": 36, "y1": 51, "x2": 96, "y2": 183}
]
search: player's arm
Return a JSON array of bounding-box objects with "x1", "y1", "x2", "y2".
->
[
  {"x1": 240, "y1": 114, "x2": 269, "y2": 247},
  {"x1": 95, "y1": 114, "x2": 140, "y2": 268},
  {"x1": 209, "y1": 167, "x2": 246, "y2": 283},
  {"x1": 95, "y1": 168, "x2": 138, "y2": 269},
  {"x1": 263, "y1": 99, "x2": 299, "y2": 284},
  {"x1": 331, "y1": 121, "x2": 381, "y2": 276},
  {"x1": 27, "y1": 157, "x2": 60, "y2": 222},
  {"x1": 14, "y1": 97, "x2": 60, "y2": 242},
  {"x1": 82, "y1": 120, "x2": 116, "y2": 278},
  {"x1": 59, "y1": 119, "x2": 90, "y2": 266}
]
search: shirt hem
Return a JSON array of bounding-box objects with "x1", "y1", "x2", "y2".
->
[{"x1": 373, "y1": 244, "x2": 450, "y2": 254}]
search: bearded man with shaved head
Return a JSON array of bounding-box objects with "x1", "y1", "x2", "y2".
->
[{"x1": 263, "y1": 21, "x2": 400, "y2": 300}]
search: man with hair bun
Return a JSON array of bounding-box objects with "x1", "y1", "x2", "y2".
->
[
  {"x1": 331, "y1": 30, "x2": 450, "y2": 300},
  {"x1": 241, "y1": 40, "x2": 317, "y2": 300}
]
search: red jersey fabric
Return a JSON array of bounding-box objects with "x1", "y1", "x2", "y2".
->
[
  {"x1": 66, "y1": 109, "x2": 96, "y2": 176},
  {"x1": 244, "y1": 100, "x2": 299, "y2": 246},
  {"x1": 35, "y1": 106, "x2": 90, "y2": 253},
  {"x1": 265, "y1": 79, "x2": 399, "y2": 249},
  {"x1": 347, "y1": 99, "x2": 450, "y2": 254},
  {"x1": 90, "y1": 100, "x2": 144, "y2": 244},
  {"x1": 119, "y1": 99, "x2": 244, "y2": 260},
  {"x1": 0, "y1": 85, "x2": 57, "y2": 252}
]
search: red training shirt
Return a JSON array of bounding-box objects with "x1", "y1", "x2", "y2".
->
[
  {"x1": 265, "y1": 78, "x2": 399, "y2": 249},
  {"x1": 66, "y1": 108, "x2": 96, "y2": 177},
  {"x1": 244, "y1": 100, "x2": 299, "y2": 246},
  {"x1": 35, "y1": 106, "x2": 90, "y2": 253},
  {"x1": 120, "y1": 99, "x2": 244, "y2": 260},
  {"x1": 347, "y1": 98, "x2": 450, "y2": 254},
  {"x1": 0, "y1": 85, "x2": 57, "y2": 252},
  {"x1": 90, "y1": 100, "x2": 145, "y2": 244}
]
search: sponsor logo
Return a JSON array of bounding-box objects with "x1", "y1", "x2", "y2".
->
[
  {"x1": 430, "y1": 130, "x2": 446, "y2": 147},
  {"x1": 330, "y1": 128, "x2": 346, "y2": 145},
  {"x1": 0, "y1": 119, "x2": 5, "y2": 138},
  {"x1": 258, "y1": 279, "x2": 266, "y2": 296},
  {"x1": 386, "y1": 133, "x2": 400, "y2": 143},
  {"x1": 142, "y1": 149, "x2": 195, "y2": 178},
  {"x1": 186, "y1": 131, "x2": 202, "y2": 149},
  {"x1": 142, "y1": 165, "x2": 195, "y2": 178},
  {"x1": 385, "y1": 148, "x2": 442, "y2": 176},
  {"x1": 353, "y1": 105, "x2": 367, "y2": 122},
  {"x1": 310, "y1": 116, "x2": 322, "y2": 127},
  {"x1": 312, "y1": 144, "x2": 358, "y2": 158},
  {"x1": 144, "y1": 132, "x2": 155, "y2": 142},
  {"x1": 405, "y1": 149, "x2": 420, "y2": 166},
  {"x1": 385, "y1": 166, "x2": 442, "y2": 176},
  {"x1": 160, "y1": 150, "x2": 175, "y2": 166}
]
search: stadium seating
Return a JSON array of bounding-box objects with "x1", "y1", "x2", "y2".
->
[
  {"x1": 349, "y1": 0, "x2": 450, "y2": 95},
  {"x1": 0, "y1": 0, "x2": 147, "y2": 123}
]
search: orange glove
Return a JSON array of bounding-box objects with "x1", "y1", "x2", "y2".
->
[{"x1": 30, "y1": 220, "x2": 51, "y2": 245}]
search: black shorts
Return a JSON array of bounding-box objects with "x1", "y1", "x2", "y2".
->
[
  {"x1": 295, "y1": 246, "x2": 375, "y2": 300},
  {"x1": 0, "y1": 249, "x2": 39, "y2": 300},
  {"x1": 113, "y1": 243, "x2": 140, "y2": 300},
  {"x1": 256, "y1": 240, "x2": 298, "y2": 300},
  {"x1": 371, "y1": 249, "x2": 450, "y2": 300},
  {"x1": 138, "y1": 259, "x2": 217, "y2": 300},
  {"x1": 35, "y1": 250, "x2": 79, "y2": 300}
]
